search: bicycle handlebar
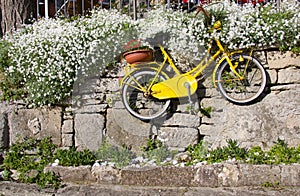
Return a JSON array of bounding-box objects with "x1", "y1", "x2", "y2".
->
[
  {"x1": 189, "y1": 2, "x2": 225, "y2": 19},
  {"x1": 194, "y1": 5, "x2": 210, "y2": 19},
  {"x1": 189, "y1": 2, "x2": 224, "y2": 31}
]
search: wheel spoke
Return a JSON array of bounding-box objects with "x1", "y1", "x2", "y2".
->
[{"x1": 121, "y1": 69, "x2": 170, "y2": 120}]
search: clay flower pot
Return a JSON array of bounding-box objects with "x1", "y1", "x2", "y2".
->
[{"x1": 123, "y1": 49, "x2": 153, "y2": 64}]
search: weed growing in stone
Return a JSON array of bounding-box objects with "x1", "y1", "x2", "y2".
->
[
  {"x1": 187, "y1": 138, "x2": 300, "y2": 165},
  {"x1": 2, "y1": 137, "x2": 300, "y2": 189},
  {"x1": 54, "y1": 147, "x2": 96, "y2": 167},
  {"x1": 94, "y1": 140, "x2": 134, "y2": 168},
  {"x1": 141, "y1": 139, "x2": 177, "y2": 165},
  {"x1": 199, "y1": 104, "x2": 212, "y2": 118},
  {"x1": 2, "y1": 137, "x2": 60, "y2": 189},
  {"x1": 2, "y1": 137, "x2": 96, "y2": 188},
  {"x1": 261, "y1": 181, "x2": 280, "y2": 188}
]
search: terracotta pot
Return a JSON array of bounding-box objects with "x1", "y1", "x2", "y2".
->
[{"x1": 123, "y1": 49, "x2": 153, "y2": 64}]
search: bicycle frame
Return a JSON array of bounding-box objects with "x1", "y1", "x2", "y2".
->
[
  {"x1": 121, "y1": 14, "x2": 252, "y2": 99},
  {"x1": 121, "y1": 33, "x2": 248, "y2": 100},
  {"x1": 119, "y1": 4, "x2": 267, "y2": 120}
]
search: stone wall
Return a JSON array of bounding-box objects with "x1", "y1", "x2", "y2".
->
[{"x1": 0, "y1": 50, "x2": 299, "y2": 152}]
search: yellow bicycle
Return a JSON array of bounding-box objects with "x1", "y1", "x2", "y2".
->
[{"x1": 120, "y1": 3, "x2": 267, "y2": 120}]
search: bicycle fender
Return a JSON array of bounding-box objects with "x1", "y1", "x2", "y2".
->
[{"x1": 120, "y1": 65, "x2": 169, "y2": 87}]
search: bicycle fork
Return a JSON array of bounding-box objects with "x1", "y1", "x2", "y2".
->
[{"x1": 225, "y1": 56, "x2": 245, "y2": 80}]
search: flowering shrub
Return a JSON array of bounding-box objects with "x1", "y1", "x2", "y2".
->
[
  {"x1": 1, "y1": 9, "x2": 137, "y2": 106},
  {"x1": 0, "y1": 1, "x2": 299, "y2": 106},
  {"x1": 123, "y1": 39, "x2": 151, "y2": 52},
  {"x1": 139, "y1": 1, "x2": 299, "y2": 60}
]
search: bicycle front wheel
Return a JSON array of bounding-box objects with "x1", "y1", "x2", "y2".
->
[
  {"x1": 216, "y1": 54, "x2": 267, "y2": 104},
  {"x1": 121, "y1": 69, "x2": 171, "y2": 120}
]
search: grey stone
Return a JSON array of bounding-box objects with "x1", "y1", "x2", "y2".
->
[
  {"x1": 266, "y1": 69, "x2": 277, "y2": 84},
  {"x1": 8, "y1": 107, "x2": 62, "y2": 145},
  {"x1": 62, "y1": 133, "x2": 73, "y2": 147},
  {"x1": 91, "y1": 165, "x2": 121, "y2": 184},
  {"x1": 27, "y1": 117, "x2": 41, "y2": 135},
  {"x1": 2, "y1": 49, "x2": 300, "y2": 161},
  {"x1": 281, "y1": 165, "x2": 300, "y2": 186},
  {"x1": 74, "y1": 104, "x2": 107, "y2": 114},
  {"x1": 162, "y1": 113, "x2": 201, "y2": 128},
  {"x1": 44, "y1": 165, "x2": 97, "y2": 184},
  {"x1": 73, "y1": 78, "x2": 98, "y2": 95},
  {"x1": 238, "y1": 164, "x2": 281, "y2": 186},
  {"x1": 200, "y1": 88, "x2": 300, "y2": 150},
  {"x1": 1, "y1": 181, "x2": 300, "y2": 196},
  {"x1": 0, "y1": 101, "x2": 17, "y2": 115},
  {"x1": 61, "y1": 119, "x2": 73, "y2": 134},
  {"x1": 96, "y1": 78, "x2": 120, "y2": 93},
  {"x1": 3, "y1": 163, "x2": 300, "y2": 195},
  {"x1": 121, "y1": 166, "x2": 195, "y2": 186},
  {"x1": 271, "y1": 84, "x2": 300, "y2": 91},
  {"x1": 106, "y1": 109, "x2": 150, "y2": 152},
  {"x1": 278, "y1": 66, "x2": 300, "y2": 84},
  {"x1": 217, "y1": 163, "x2": 240, "y2": 186},
  {"x1": 192, "y1": 165, "x2": 221, "y2": 187},
  {"x1": 267, "y1": 51, "x2": 300, "y2": 69},
  {"x1": 199, "y1": 124, "x2": 213, "y2": 135},
  {"x1": 103, "y1": 63, "x2": 125, "y2": 78},
  {"x1": 0, "y1": 113, "x2": 9, "y2": 148},
  {"x1": 158, "y1": 127, "x2": 199, "y2": 150},
  {"x1": 74, "y1": 113, "x2": 104, "y2": 151}
]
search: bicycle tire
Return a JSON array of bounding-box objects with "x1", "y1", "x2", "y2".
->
[
  {"x1": 216, "y1": 54, "x2": 267, "y2": 104},
  {"x1": 121, "y1": 69, "x2": 171, "y2": 120}
]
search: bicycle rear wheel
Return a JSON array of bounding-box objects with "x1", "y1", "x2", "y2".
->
[
  {"x1": 216, "y1": 54, "x2": 267, "y2": 104},
  {"x1": 121, "y1": 69, "x2": 171, "y2": 120}
]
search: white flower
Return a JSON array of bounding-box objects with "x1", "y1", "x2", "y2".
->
[{"x1": 52, "y1": 159, "x2": 59, "y2": 166}]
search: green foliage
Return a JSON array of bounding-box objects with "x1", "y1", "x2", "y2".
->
[
  {"x1": 1, "y1": 9, "x2": 135, "y2": 106},
  {"x1": 265, "y1": 138, "x2": 300, "y2": 164},
  {"x1": 0, "y1": 168, "x2": 12, "y2": 181},
  {"x1": 54, "y1": 147, "x2": 96, "y2": 167},
  {"x1": 37, "y1": 171, "x2": 61, "y2": 189},
  {"x1": 94, "y1": 141, "x2": 134, "y2": 168},
  {"x1": 246, "y1": 139, "x2": 300, "y2": 165},
  {"x1": 3, "y1": 137, "x2": 60, "y2": 189},
  {"x1": 185, "y1": 104, "x2": 212, "y2": 117},
  {"x1": 0, "y1": 40, "x2": 11, "y2": 73},
  {"x1": 0, "y1": 40, "x2": 24, "y2": 101},
  {"x1": 187, "y1": 138, "x2": 300, "y2": 165},
  {"x1": 200, "y1": 104, "x2": 212, "y2": 118},
  {"x1": 257, "y1": 4, "x2": 299, "y2": 51},
  {"x1": 186, "y1": 140, "x2": 209, "y2": 165},
  {"x1": 2, "y1": 136, "x2": 300, "y2": 190},
  {"x1": 247, "y1": 146, "x2": 266, "y2": 164},
  {"x1": 205, "y1": 3, "x2": 228, "y2": 28},
  {"x1": 187, "y1": 139, "x2": 247, "y2": 164},
  {"x1": 141, "y1": 139, "x2": 175, "y2": 165},
  {"x1": 206, "y1": 139, "x2": 247, "y2": 163},
  {"x1": 261, "y1": 181, "x2": 280, "y2": 188}
]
